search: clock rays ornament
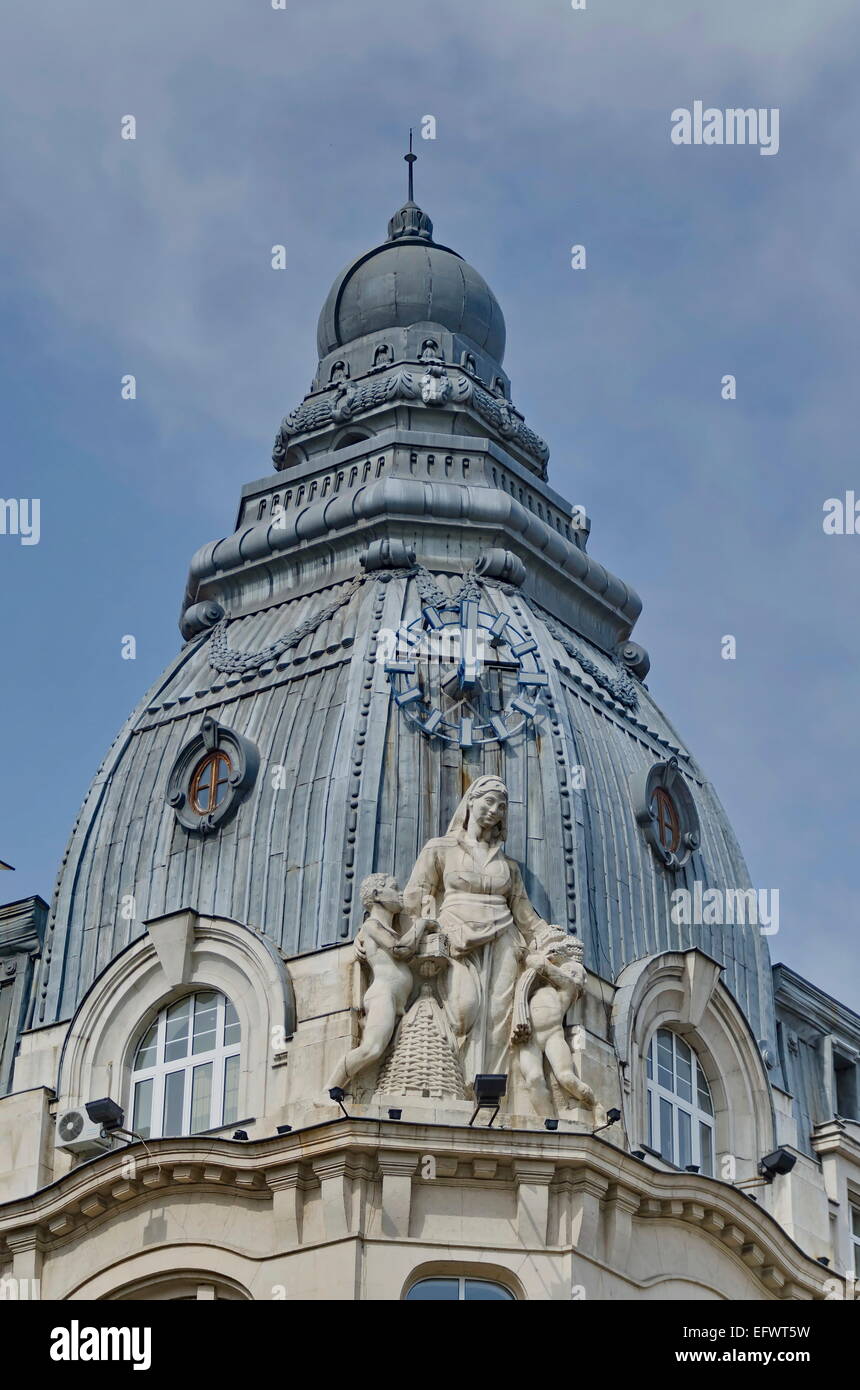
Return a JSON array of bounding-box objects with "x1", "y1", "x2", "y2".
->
[{"x1": 385, "y1": 590, "x2": 547, "y2": 746}]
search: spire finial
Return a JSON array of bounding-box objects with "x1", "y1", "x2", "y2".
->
[{"x1": 404, "y1": 128, "x2": 417, "y2": 203}]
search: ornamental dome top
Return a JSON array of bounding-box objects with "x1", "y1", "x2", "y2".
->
[{"x1": 316, "y1": 199, "x2": 507, "y2": 366}]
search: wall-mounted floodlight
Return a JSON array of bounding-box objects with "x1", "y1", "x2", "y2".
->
[
  {"x1": 276, "y1": 1124, "x2": 292, "y2": 1135},
  {"x1": 85, "y1": 1098, "x2": 124, "y2": 1133},
  {"x1": 388, "y1": 1109, "x2": 402, "y2": 1121},
  {"x1": 328, "y1": 1086, "x2": 350, "y2": 1120},
  {"x1": 232, "y1": 1130, "x2": 249, "y2": 1141},
  {"x1": 592, "y1": 1107, "x2": 622, "y2": 1136},
  {"x1": 759, "y1": 1149, "x2": 796, "y2": 1180},
  {"x1": 469, "y1": 1075, "x2": 507, "y2": 1127},
  {"x1": 544, "y1": 1119, "x2": 558, "y2": 1131},
  {"x1": 736, "y1": 1147, "x2": 797, "y2": 1191}
]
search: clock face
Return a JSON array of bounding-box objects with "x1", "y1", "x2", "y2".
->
[{"x1": 384, "y1": 598, "x2": 547, "y2": 745}]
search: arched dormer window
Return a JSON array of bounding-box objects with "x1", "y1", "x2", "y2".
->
[
  {"x1": 646, "y1": 1027, "x2": 714, "y2": 1174},
  {"x1": 130, "y1": 991, "x2": 241, "y2": 1139}
]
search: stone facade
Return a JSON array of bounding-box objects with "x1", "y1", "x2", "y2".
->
[{"x1": 0, "y1": 185, "x2": 857, "y2": 1302}]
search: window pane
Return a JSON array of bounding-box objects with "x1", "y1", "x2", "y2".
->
[
  {"x1": 699, "y1": 1122, "x2": 714, "y2": 1176},
  {"x1": 657, "y1": 1031, "x2": 674, "y2": 1090},
  {"x1": 675, "y1": 1038, "x2": 693, "y2": 1102},
  {"x1": 696, "y1": 1060, "x2": 713, "y2": 1115},
  {"x1": 212, "y1": 755, "x2": 230, "y2": 807},
  {"x1": 223, "y1": 1053, "x2": 240, "y2": 1127},
  {"x1": 406, "y1": 1279, "x2": 461, "y2": 1301},
  {"x1": 163, "y1": 1070, "x2": 185, "y2": 1137},
  {"x1": 164, "y1": 997, "x2": 192, "y2": 1062},
  {"x1": 134, "y1": 1021, "x2": 158, "y2": 1069},
  {"x1": 224, "y1": 998, "x2": 240, "y2": 1046},
  {"x1": 852, "y1": 1207, "x2": 860, "y2": 1239},
  {"x1": 464, "y1": 1280, "x2": 514, "y2": 1301},
  {"x1": 192, "y1": 992, "x2": 219, "y2": 1055},
  {"x1": 133, "y1": 1078, "x2": 153, "y2": 1139},
  {"x1": 190, "y1": 1063, "x2": 213, "y2": 1134},
  {"x1": 678, "y1": 1109, "x2": 692, "y2": 1169},
  {"x1": 659, "y1": 1097, "x2": 674, "y2": 1163}
]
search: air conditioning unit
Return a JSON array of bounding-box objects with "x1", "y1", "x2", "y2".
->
[{"x1": 55, "y1": 1109, "x2": 112, "y2": 1156}]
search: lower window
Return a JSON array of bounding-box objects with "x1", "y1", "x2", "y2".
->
[{"x1": 406, "y1": 1277, "x2": 515, "y2": 1301}]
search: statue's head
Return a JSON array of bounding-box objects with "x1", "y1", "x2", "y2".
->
[
  {"x1": 359, "y1": 872, "x2": 402, "y2": 915},
  {"x1": 462, "y1": 776, "x2": 508, "y2": 841}
]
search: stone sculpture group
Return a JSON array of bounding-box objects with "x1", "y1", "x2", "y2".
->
[{"x1": 328, "y1": 776, "x2": 595, "y2": 1117}]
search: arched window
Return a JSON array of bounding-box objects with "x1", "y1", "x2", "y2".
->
[
  {"x1": 646, "y1": 1027, "x2": 714, "y2": 1174},
  {"x1": 130, "y1": 991, "x2": 241, "y2": 1139},
  {"x1": 405, "y1": 1277, "x2": 515, "y2": 1301}
]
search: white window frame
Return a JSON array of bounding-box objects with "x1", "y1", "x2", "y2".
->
[
  {"x1": 646, "y1": 1028, "x2": 715, "y2": 1175},
  {"x1": 130, "y1": 991, "x2": 241, "y2": 1139},
  {"x1": 851, "y1": 1205, "x2": 860, "y2": 1279}
]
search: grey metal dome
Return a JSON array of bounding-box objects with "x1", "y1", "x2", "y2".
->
[{"x1": 316, "y1": 201, "x2": 507, "y2": 363}]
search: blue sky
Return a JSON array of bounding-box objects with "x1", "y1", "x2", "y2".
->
[{"x1": 1, "y1": 0, "x2": 858, "y2": 1008}]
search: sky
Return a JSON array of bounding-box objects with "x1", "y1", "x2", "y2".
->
[{"x1": 1, "y1": 0, "x2": 858, "y2": 1010}]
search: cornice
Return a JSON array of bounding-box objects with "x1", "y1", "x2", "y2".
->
[
  {"x1": 773, "y1": 964, "x2": 860, "y2": 1047},
  {"x1": 0, "y1": 1120, "x2": 829, "y2": 1300}
]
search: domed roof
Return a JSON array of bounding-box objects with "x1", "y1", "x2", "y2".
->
[{"x1": 316, "y1": 200, "x2": 506, "y2": 364}]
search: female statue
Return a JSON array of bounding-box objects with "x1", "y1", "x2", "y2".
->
[{"x1": 402, "y1": 775, "x2": 555, "y2": 1077}]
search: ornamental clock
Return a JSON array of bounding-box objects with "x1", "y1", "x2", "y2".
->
[{"x1": 385, "y1": 597, "x2": 547, "y2": 746}]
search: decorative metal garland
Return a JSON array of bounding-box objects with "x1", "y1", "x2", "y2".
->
[
  {"x1": 539, "y1": 611, "x2": 639, "y2": 710},
  {"x1": 208, "y1": 576, "x2": 366, "y2": 674}
]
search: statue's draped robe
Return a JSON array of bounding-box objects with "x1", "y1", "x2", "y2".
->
[{"x1": 403, "y1": 833, "x2": 547, "y2": 1077}]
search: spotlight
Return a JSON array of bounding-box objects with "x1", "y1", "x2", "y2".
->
[
  {"x1": 232, "y1": 1130, "x2": 249, "y2": 1141},
  {"x1": 276, "y1": 1124, "x2": 292, "y2": 1135},
  {"x1": 592, "y1": 1107, "x2": 623, "y2": 1136},
  {"x1": 631, "y1": 1149, "x2": 646, "y2": 1160},
  {"x1": 388, "y1": 1108, "x2": 402, "y2": 1120},
  {"x1": 85, "y1": 1098, "x2": 124, "y2": 1133},
  {"x1": 544, "y1": 1118, "x2": 558, "y2": 1131},
  {"x1": 759, "y1": 1148, "x2": 796, "y2": 1181},
  {"x1": 328, "y1": 1087, "x2": 350, "y2": 1120},
  {"x1": 685, "y1": 1164, "x2": 700, "y2": 1173},
  {"x1": 817, "y1": 1257, "x2": 830, "y2": 1267},
  {"x1": 736, "y1": 1147, "x2": 798, "y2": 1191},
  {"x1": 469, "y1": 1075, "x2": 507, "y2": 1127}
]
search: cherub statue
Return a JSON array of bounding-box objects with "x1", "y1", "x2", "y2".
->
[
  {"x1": 327, "y1": 873, "x2": 429, "y2": 1093},
  {"x1": 511, "y1": 925, "x2": 595, "y2": 1117}
]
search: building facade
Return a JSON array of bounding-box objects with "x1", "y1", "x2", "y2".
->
[{"x1": 1, "y1": 181, "x2": 858, "y2": 1302}]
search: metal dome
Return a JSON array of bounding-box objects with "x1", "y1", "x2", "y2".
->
[{"x1": 316, "y1": 201, "x2": 507, "y2": 364}]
